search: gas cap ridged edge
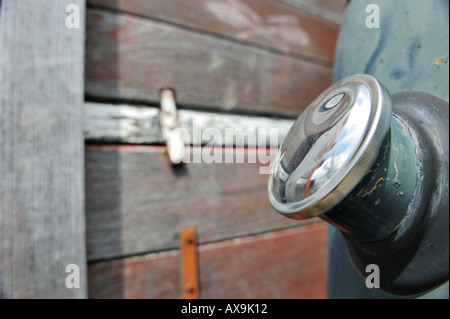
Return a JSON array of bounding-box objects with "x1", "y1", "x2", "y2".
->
[{"x1": 268, "y1": 74, "x2": 392, "y2": 219}]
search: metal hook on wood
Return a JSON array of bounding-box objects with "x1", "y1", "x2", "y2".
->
[{"x1": 159, "y1": 89, "x2": 185, "y2": 165}]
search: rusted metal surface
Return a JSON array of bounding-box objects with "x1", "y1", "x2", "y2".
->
[{"x1": 180, "y1": 228, "x2": 200, "y2": 299}]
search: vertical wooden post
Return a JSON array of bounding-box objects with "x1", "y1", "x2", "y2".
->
[{"x1": 0, "y1": 0, "x2": 87, "y2": 298}]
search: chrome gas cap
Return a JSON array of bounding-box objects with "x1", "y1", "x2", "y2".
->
[{"x1": 268, "y1": 74, "x2": 392, "y2": 220}]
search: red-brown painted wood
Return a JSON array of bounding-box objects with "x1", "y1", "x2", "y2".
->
[
  {"x1": 85, "y1": 9, "x2": 333, "y2": 116},
  {"x1": 88, "y1": 223, "x2": 328, "y2": 298},
  {"x1": 85, "y1": 145, "x2": 306, "y2": 261},
  {"x1": 279, "y1": 0, "x2": 347, "y2": 24},
  {"x1": 87, "y1": 0, "x2": 340, "y2": 64}
]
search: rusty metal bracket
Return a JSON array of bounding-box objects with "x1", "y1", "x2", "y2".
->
[{"x1": 180, "y1": 227, "x2": 199, "y2": 299}]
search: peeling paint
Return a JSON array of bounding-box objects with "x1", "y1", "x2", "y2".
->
[
  {"x1": 392, "y1": 162, "x2": 399, "y2": 182},
  {"x1": 206, "y1": 0, "x2": 310, "y2": 49},
  {"x1": 434, "y1": 56, "x2": 449, "y2": 66},
  {"x1": 358, "y1": 177, "x2": 388, "y2": 198}
]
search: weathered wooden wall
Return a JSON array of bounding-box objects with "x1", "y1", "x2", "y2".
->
[
  {"x1": 88, "y1": 223, "x2": 328, "y2": 299},
  {"x1": 0, "y1": 0, "x2": 87, "y2": 298},
  {"x1": 85, "y1": 0, "x2": 346, "y2": 299},
  {"x1": 85, "y1": 102, "x2": 295, "y2": 145},
  {"x1": 85, "y1": 1, "x2": 340, "y2": 116}
]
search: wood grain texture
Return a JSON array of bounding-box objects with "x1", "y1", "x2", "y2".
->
[
  {"x1": 85, "y1": 9, "x2": 333, "y2": 117},
  {"x1": 85, "y1": 102, "x2": 295, "y2": 146},
  {"x1": 88, "y1": 223, "x2": 328, "y2": 299},
  {"x1": 85, "y1": 145, "x2": 306, "y2": 262},
  {"x1": 0, "y1": 0, "x2": 87, "y2": 298},
  {"x1": 87, "y1": 0, "x2": 339, "y2": 64},
  {"x1": 279, "y1": 0, "x2": 347, "y2": 24}
]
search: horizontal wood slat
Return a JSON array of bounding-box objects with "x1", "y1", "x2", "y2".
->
[
  {"x1": 85, "y1": 145, "x2": 307, "y2": 261},
  {"x1": 88, "y1": 223, "x2": 328, "y2": 298},
  {"x1": 87, "y1": 0, "x2": 339, "y2": 64},
  {"x1": 85, "y1": 102, "x2": 295, "y2": 145},
  {"x1": 279, "y1": 0, "x2": 347, "y2": 24},
  {"x1": 85, "y1": 9, "x2": 333, "y2": 117}
]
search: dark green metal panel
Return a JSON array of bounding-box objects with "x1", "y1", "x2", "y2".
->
[
  {"x1": 330, "y1": 0, "x2": 449, "y2": 299},
  {"x1": 323, "y1": 116, "x2": 417, "y2": 243},
  {"x1": 335, "y1": 0, "x2": 449, "y2": 101}
]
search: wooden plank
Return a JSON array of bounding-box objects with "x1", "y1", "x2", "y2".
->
[
  {"x1": 85, "y1": 9, "x2": 333, "y2": 117},
  {"x1": 85, "y1": 102, "x2": 295, "y2": 145},
  {"x1": 198, "y1": 222, "x2": 328, "y2": 298},
  {"x1": 279, "y1": 0, "x2": 347, "y2": 24},
  {"x1": 85, "y1": 145, "x2": 307, "y2": 261},
  {"x1": 87, "y1": 0, "x2": 339, "y2": 64},
  {"x1": 180, "y1": 228, "x2": 199, "y2": 299},
  {"x1": 88, "y1": 223, "x2": 328, "y2": 299},
  {"x1": 0, "y1": 0, "x2": 87, "y2": 298}
]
